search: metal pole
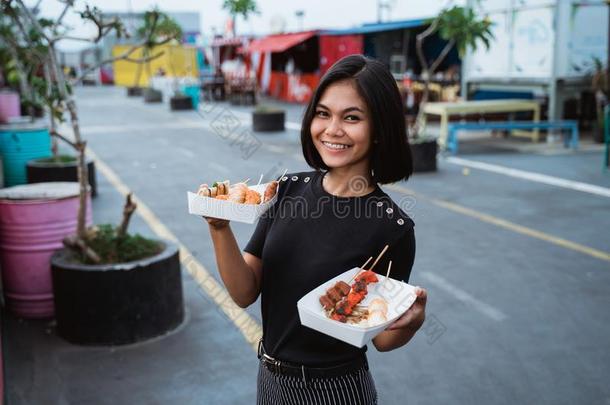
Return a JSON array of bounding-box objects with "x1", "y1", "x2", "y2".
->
[
  {"x1": 547, "y1": 0, "x2": 561, "y2": 142},
  {"x1": 460, "y1": 0, "x2": 476, "y2": 100}
]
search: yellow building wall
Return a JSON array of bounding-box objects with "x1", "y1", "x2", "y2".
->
[{"x1": 112, "y1": 44, "x2": 199, "y2": 87}]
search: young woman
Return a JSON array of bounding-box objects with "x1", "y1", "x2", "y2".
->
[{"x1": 205, "y1": 54, "x2": 427, "y2": 404}]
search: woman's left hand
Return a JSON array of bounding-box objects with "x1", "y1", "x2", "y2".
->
[{"x1": 386, "y1": 286, "x2": 427, "y2": 332}]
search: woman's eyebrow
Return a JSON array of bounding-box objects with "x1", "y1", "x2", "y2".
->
[{"x1": 317, "y1": 103, "x2": 364, "y2": 113}]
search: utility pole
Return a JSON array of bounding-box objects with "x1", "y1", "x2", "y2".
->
[
  {"x1": 377, "y1": 0, "x2": 391, "y2": 23},
  {"x1": 295, "y1": 10, "x2": 304, "y2": 32}
]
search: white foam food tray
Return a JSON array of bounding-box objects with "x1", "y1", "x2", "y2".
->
[
  {"x1": 187, "y1": 182, "x2": 277, "y2": 224},
  {"x1": 297, "y1": 267, "x2": 417, "y2": 348}
]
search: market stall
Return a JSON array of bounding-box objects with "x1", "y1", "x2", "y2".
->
[{"x1": 247, "y1": 31, "x2": 319, "y2": 102}]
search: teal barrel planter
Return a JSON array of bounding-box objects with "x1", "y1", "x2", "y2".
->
[
  {"x1": 0, "y1": 123, "x2": 51, "y2": 187},
  {"x1": 182, "y1": 85, "x2": 200, "y2": 109}
]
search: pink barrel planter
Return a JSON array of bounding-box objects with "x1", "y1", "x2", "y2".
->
[
  {"x1": 0, "y1": 91, "x2": 20, "y2": 124},
  {"x1": 0, "y1": 182, "x2": 92, "y2": 318}
]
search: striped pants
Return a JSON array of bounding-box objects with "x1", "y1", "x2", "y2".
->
[{"x1": 256, "y1": 359, "x2": 378, "y2": 404}]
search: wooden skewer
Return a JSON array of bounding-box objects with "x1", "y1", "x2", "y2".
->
[
  {"x1": 278, "y1": 168, "x2": 288, "y2": 180},
  {"x1": 349, "y1": 256, "x2": 373, "y2": 283},
  {"x1": 256, "y1": 173, "x2": 264, "y2": 186},
  {"x1": 368, "y1": 244, "x2": 389, "y2": 272},
  {"x1": 360, "y1": 256, "x2": 373, "y2": 269},
  {"x1": 382, "y1": 260, "x2": 392, "y2": 288}
]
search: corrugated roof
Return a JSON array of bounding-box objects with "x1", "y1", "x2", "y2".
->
[
  {"x1": 321, "y1": 18, "x2": 427, "y2": 36},
  {"x1": 247, "y1": 31, "x2": 317, "y2": 53}
]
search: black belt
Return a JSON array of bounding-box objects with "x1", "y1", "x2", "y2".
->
[{"x1": 257, "y1": 339, "x2": 368, "y2": 382}]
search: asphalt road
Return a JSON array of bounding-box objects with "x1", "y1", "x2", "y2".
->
[{"x1": 5, "y1": 86, "x2": 610, "y2": 405}]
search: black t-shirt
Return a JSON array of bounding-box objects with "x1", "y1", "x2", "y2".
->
[{"x1": 244, "y1": 170, "x2": 416, "y2": 367}]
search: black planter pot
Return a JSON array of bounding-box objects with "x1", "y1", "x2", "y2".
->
[
  {"x1": 127, "y1": 86, "x2": 143, "y2": 97},
  {"x1": 411, "y1": 140, "x2": 438, "y2": 173},
  {"x1": 592, "y1": 120, "x2": 605, "y2": 144},
  {"x1": 170, "y1": 95, "x2": 193, "y2": 111},
  {"x1": 26, "y1": 157, "x2": 98, "y2": 197},
  {"x1": 143, "y1": 88, "x2": 163, "y2": 103},
  {"x1": 51, "y1": 242, "x2": 184, "y2": 346},
  {"x1": 252, "y1": 110, "x2": 285, "y2": 132}
]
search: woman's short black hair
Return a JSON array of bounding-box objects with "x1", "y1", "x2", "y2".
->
[{"x1": 301, "y1": 54, "x2": 413, "y2": 184}]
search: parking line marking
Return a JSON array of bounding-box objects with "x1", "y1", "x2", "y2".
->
[
  {"x1": 420, "y1": 272, "x2": 508, "y2": 321},
  {"x1": 385, "y1": 184, "x2": 610, "y2": 263},
  {"x1": 88, "y1": 148, "x2": 262, "y2": 352},
  {"x1": 446, "y1": 156, "x2": 610, "y2": 198}
]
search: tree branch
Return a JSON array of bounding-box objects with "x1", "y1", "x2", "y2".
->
[
  {"x1": 43, "y1": 63, "x2": 60, "y2": 156},
  {"x1": 416, "y1": 18, "x2": 439, "y2": 76},
  {"x1": 56, "y1": 0, "x2": 73, "y2": 26},
  {"x1": 53, "y1": 35, "x2": 95, "y2": 43},
  {"x1": 50, "y1": 129, "x2": 77, "y2": 149},
  {"x1": 73, "y1": 48, "x2": 165, "y2": 84},
  {"x1": 429, "y1": 38, "x2": 456, "y2": 74},
  {"x1": 63, "y1": 234, "x2": 101, "y2": 264},
  {"x1": 117, "y1": 193, "x2": 137, "y2": 238}
]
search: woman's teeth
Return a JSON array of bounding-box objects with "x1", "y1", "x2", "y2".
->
[{"x1": 322, "y1": 141, "x2": 351, "y2": 150}]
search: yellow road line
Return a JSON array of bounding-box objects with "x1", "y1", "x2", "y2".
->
[
  {"x1": 385, "y1": 184, "x2": 610, "y2": 263},
  {"x1": 88, "y1": 148, "x2": 263, "y2": 352}
]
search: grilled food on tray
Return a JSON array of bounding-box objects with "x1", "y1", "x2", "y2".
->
[
  {"x1": 319, "y1": 270, "x2": 388, "y2": 325},
  {"x1": 196, "y1": 180, "x2": 278, "y2": 205}
]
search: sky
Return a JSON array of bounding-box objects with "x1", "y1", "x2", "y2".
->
[{"x1": 31, "y1": 0, "x2": 465, "y2": 50}]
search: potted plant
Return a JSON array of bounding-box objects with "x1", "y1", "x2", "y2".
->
[
  {"x1": 0, "y1": 7, "x2": 53, "y2": 188},
  {"x1": 0, "y1": 18, "x2": 44, "y2": 122},
  {"x1": 410, "y1": 4, "x2": 493, "y2": 171},
  {"x1": 5, "y1": 2, "x2": 184, "y2": 344},
  {"x1": 252, "y1": 104, "x2": 285, "y2": 132},
  {"x1": 410, "y1": 137, "x2": 439, "y2": 172},
  {"x1": 51, "y1": 195, "x2": 183, "y2": 345},
  {"x1": 167, "y1": 46, "x2": 195, "y2": 111}
]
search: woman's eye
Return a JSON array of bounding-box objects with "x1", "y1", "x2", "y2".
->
[
  {"x1": 345, "y1": 115, "x2": 360, "y2": 122},
  {"x1": 315, "y1": 110, "x2": 328, "y2": 117}
]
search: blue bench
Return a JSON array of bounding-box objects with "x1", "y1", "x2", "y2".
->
[{"x1": 446, "y1": 120, "x2": 579, "y2": 154}]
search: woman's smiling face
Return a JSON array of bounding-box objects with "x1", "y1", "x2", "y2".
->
[{"x1": 310, "y1": 79, "x2": 372, "y2": 170}]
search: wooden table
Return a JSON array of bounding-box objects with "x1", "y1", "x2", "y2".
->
[{"x1": 421, "y1": 99, "x2": 541, "y2": 148}]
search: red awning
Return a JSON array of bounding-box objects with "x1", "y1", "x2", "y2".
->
[{"x1": 247, "y1": 31, "x2": 317, "y2": 53}]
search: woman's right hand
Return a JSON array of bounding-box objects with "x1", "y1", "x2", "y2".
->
[{"x1": 203, "y1": 216, "x2": 230, "y2": 230}]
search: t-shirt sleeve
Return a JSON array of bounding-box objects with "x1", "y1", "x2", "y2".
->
[
  {"x1": 243, "y1": 213, "x2": 271, "y2": 259},
  {"x1": 243, "y1": 178, "x2": 286, "y2": 259},
  {"x1": 380, "y1": 226, "x2": 416, "y2": 283}
]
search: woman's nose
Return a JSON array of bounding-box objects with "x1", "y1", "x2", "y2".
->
[{"x1": 324, "y1": 118, "x2": 345, "y2": 137}]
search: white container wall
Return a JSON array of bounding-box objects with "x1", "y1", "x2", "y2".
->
[
  {"x1": 556, "y1": 1, "x2": 608, "y2": 77},
  {"x1": 463, "y1": 0, "x2": 608, "y2": 120}
]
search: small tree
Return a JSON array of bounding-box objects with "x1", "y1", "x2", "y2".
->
[
  {"x1": 132, "y1": 9, "x2": 182, "y2": 89},
  {"x1": 222, "y1": 0, "x2": 259, "y2": 37},
  {"x1": 0, "y1": 9, "x2": 50, "y2": 123},
  {"x1": 412, "y1": 4, "x2": 493, "y2": 138},
  {"x1": 2, "y1": 0, "x2": 176, "y2": 262}
]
